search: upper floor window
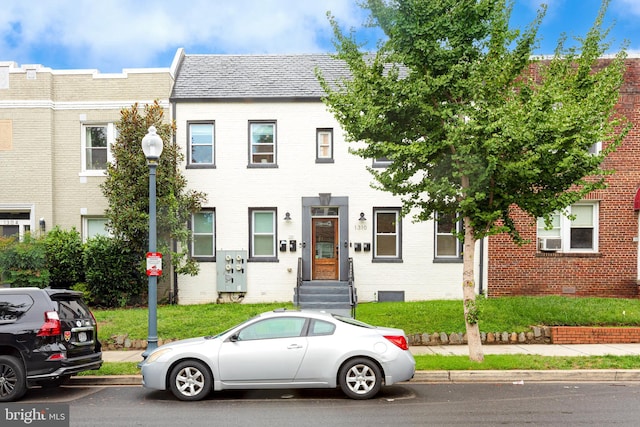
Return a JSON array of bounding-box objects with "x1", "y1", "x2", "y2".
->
[
  {"x1": 372, "y1": 156, "x2": 392, "y2": 168},
  {"x1": 191, "y1": 209, "x2": 215, "y2": 259},
  {"x1": 537, "y1": 202, "x2": 598, "y2": 253},
  {"x1": 589, "y1": 141, "x2": 602, "y2": 155},
  {"x1": 373, "y1": 208, "x2": 401, "y2": 261},
  {"x1": 250, "y1": 208, "x2": 277, "y2": 260},
  {"x1": 316, "y1": 128, "x2": 334, "y2": 163},
  {"x1": 435, "y1": 212, "x2": 463, "y2": 260},
  {"x1": 249, "y1": 121, "x2": 276, "y2": 166},
  {"x1": 82, "y1": 123, "x2": 116, "y2": 174},
  {"x1": 188, "y1": 122, "x2": 215, "y2": 167}
]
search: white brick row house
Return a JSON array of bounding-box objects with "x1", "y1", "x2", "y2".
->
[{"x1": 171, "y1": 52, "x2": 484, "y2": 307}]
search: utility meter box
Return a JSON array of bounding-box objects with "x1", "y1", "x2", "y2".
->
[{"x1": 216, "y1": 250, "x2": 248, "y2": 292}]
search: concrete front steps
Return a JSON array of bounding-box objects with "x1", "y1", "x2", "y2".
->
[{"x1": 293, "y1": 280, "x2": 355, "y2": 317}]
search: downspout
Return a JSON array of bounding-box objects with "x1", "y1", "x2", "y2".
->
[
  {"x1": 171, "y1": 98, "x2": 179, "y2": 304},
  {"x1": 478, "y1": 237, "x2": 484, "y2": 296},
  {"x1": 634, "y1": 188, "x2": 640, "y2": 296}
]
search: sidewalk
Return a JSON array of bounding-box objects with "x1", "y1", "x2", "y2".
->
[
  {"x1": 69, "y1": 343, "x2": 640, "y2": 386},
  {"x1": 102, "y1": 343, "x2": 640, "y2": 362}
]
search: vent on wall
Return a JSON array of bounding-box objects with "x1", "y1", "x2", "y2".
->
[
  {"x1": 377, "y1": 291, "x2": 405, "y2": 302},
  {"x1": 538, "y1": 237, "x2": 562, "y2": 252}
]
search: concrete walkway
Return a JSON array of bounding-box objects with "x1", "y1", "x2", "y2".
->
[{"x1": 103, "y1": 343, "x2": 640, "y2": 363}]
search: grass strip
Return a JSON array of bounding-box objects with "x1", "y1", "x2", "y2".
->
[{"x1": 77, "y1": 354, "x2": 640, "y2": 376}]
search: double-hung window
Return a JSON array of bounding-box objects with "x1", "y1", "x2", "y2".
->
[
  {"x1": 188, "y1": 122, "x2": 215, "y2": 167},
  {"x1": 82, "y1": 123, "x2": 116, "y2": 174},
  {"x1": 191, "y1": 209, "x2": 215, "y2": 259},
  {"x1": 373, "y1": 208, "x2": 401, "y2": 261},
  {"x1": 249, "y1": 121, "x2": 276, "y2": 166},
  {"x1": 316, "y1": 128, "x2": 333, "y2": 163},
  {"x1": 83, "y1": 217, "x2": 110, "y2": 241},
  {"x1": 250, "y1": 209, "x2": 276, "y2": 260},
  {"x1": 435, "y1": 212, "x2": 463, "y2": 260},
  {"x1": 537, "y1": 202, "x2": 598, "y2": 253}
]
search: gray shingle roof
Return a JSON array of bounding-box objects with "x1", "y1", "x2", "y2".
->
[{"x1": 171, "y1": 54, "x2": 351, "y2": 101}]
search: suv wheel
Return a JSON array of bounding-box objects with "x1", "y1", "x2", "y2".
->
[{"x1": 0, "y1": 355, "x2": 27, "y2": 402}]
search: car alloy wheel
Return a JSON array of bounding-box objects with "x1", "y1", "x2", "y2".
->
[
  {"x1": 338, "y1": 357, "x2": 382, "y2": 400},
  {"x1": 169, "y1": 360, "x2": 212, "y2": 401},
  {"x1": 0, "y1": 355, "x2": 27, "y2": 402}
]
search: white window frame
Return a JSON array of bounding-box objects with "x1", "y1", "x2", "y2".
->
[
  {"x1": 373, "y1": 208, "x2": 401, "y2": 260},
  {"x1": 435, "y1": 212, "x2": 463, "y2": 259},
  {"x1": 188, "y1": 122, "x2": 215, "y2": 167},
  {"x1": 191, "y1": 209, "x2": 215, "y2": 259},
  {"x1": 250, "y1": 208, "x2": 277, "y2": 259},
  {"x1": 83, "y1": 217, "x2": 111, "y2": 241},
  {"x1": 537, "y1": 202, "x2": 599, "y2": 253},
  {"x1": 81, "y1": 123, "x2": 116, "y2": 176}
]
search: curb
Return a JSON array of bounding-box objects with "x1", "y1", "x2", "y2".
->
[
  {"x1": 70, "y1": 370, "x2": 640, "y2": 386},
  {"x1": 410, "y1": 369, "x2": 640, "y2": 383}
]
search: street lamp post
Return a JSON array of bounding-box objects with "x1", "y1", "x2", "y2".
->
[{"x1": 141, "y1": 126, "x2": 163, "y2": 358}]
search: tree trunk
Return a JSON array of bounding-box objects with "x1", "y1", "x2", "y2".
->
[{"x1": 463, "y1": 215, "x2": 484, "y2": 362}]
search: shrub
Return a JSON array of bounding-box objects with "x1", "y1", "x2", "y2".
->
[
  {"x1": 45, "y1": 226, "x2": 85, "y2": 289},
  {"x1": 0, "y1": 234, "x2": 50, "y2": 288},
  {"x1": 84, "y1": 235, "x2": 146, "y2": 307}
]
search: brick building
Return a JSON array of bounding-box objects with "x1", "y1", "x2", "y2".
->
[{"x1": 487, "y1": 57, "x2": 640, "y2": 298}]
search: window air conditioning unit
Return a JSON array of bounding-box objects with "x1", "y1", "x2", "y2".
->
[{"x1": 539, "y1": 237, "x2": 562, "y2": 252}]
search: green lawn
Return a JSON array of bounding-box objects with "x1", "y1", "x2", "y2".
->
[
  {"x1": 85, "y1": 296, "x2": 640, "y2": 375},
  {"x1": 94, "y1": 296, "x2": 640, "y2": 341}
]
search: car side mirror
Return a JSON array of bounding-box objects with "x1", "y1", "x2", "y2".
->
[{"x1": 229, "y1": 334, "x2": 240, "y2": 342}]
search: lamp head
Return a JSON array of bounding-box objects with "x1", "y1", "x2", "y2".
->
[{"x1": 141, "y1": 126, "x2": 164, "y2": 161}]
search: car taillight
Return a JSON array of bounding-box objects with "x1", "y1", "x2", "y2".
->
[
  {"x1": 384, "y1": 335, "x2": 409, "y2": 351},
  {"x1": 37, "y1": 311, "x2": 62, "y2": 337}
]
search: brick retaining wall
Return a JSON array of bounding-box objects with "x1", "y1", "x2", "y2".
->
[{"x1": 551, "y1": 327, "x2": 640, "y2": 344}]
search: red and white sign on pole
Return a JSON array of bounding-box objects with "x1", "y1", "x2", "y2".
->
[{"x1": 146, "y1": 252, "x2": 163, "y2": 277}]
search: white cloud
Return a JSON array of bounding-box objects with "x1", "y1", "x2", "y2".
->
[
  {"x1": 616, "y1": 0, "x2": 640, "y2": 15},
  {"x1": 0, "y1": 0, "x2": 376, "y2": 71}
]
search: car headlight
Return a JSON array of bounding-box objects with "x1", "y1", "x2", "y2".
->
[{"x1": 145, "y1": 348, "x2": 173, "y2": 364}]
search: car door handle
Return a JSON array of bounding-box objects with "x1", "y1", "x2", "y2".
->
[{"x1": 287, "y1": 344, "x2": 303, "y2": 350}]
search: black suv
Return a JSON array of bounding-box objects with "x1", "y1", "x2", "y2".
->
[{"x1": 0, "y1": 287, "x2": 103, "y2": 401}]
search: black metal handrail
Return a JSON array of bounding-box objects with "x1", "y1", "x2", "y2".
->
[
  {"x1": 295, "y1": 257, "x2": 303, "y2": 309},
  {"x1": 348, "y1": 257, "x2": 357, "y2": 318}
]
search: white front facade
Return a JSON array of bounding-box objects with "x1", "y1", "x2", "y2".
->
[{"x1": 174, "y1": 99, "x2": 486, "y2": 305}]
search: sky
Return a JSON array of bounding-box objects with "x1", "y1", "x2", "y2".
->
[{"x1": 0, "y1": 0, "x2": 637, "y2": 73}]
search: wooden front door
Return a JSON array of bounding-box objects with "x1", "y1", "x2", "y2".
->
[{"x1": 312, "y1": 218, "x2": 339, "y2": 280}]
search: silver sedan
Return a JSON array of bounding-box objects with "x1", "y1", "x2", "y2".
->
[{"x1": 140, "y1": 309, "x2": 415, "y2": 401}]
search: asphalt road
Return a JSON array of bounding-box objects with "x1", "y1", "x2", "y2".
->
[{"x1": 16, "y1": 382, "x2": 640, "y2": 426}]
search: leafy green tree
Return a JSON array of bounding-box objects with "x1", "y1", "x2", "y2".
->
[
  {"x1": 318, "y1": 0, "x2": 629, "y2": 361},
  {"x1": 45, "y1": 226, "x2": 85, "y2": 289},
  {"x1": 101, "y1": 101, "x2": 207, "y2": 284}
]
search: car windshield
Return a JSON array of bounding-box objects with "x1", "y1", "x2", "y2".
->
[
  {"x1": 332, "y1": 314, "x2": 374, "y2": 329},
  {"x1": 208, "y1": 315, "x2": 259, "y2": 339}
]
